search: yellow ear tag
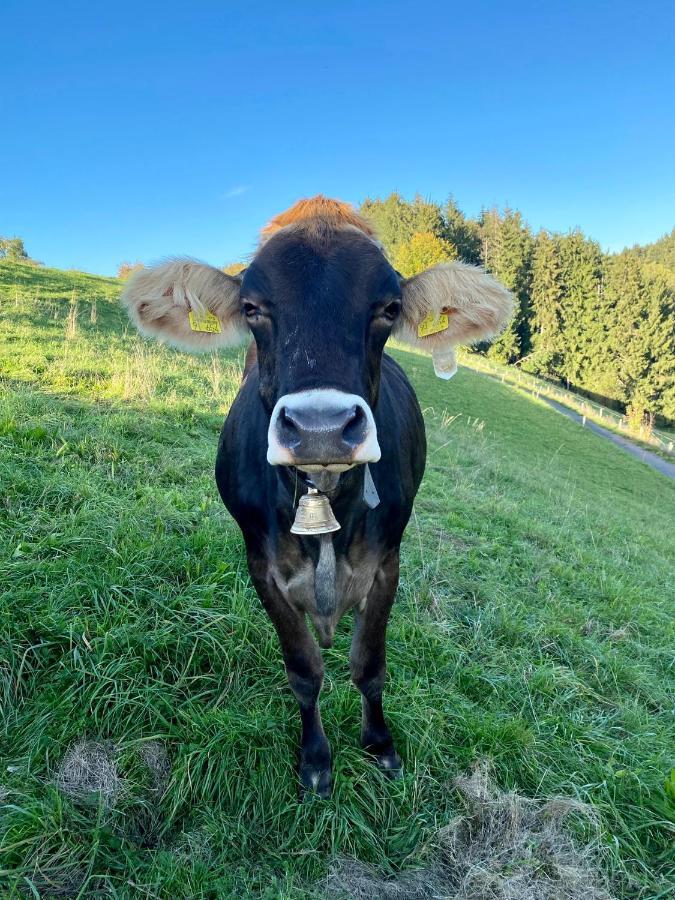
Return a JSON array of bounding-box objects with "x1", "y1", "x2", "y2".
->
[
  {"x1": 188, "y1": 310, "x2": 222, "y2": 334},
  {"x1": 417, "y1": 311, "x2": 449, "y2": 338}
]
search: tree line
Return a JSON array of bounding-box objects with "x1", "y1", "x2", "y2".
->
[
  {"x1": 361, "y1": 194, "x2": 675, "y2": 425},
  {"x1": 4, "y1": 199, "x2": 674, "y2": 425}
]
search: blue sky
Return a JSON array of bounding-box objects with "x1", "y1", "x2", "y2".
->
[{"x1": 2, "y1": 1, "x2": 674, "y2": 275}]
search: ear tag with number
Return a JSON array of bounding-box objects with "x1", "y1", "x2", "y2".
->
[
  {"x1": 188, "y1": 310, "x2": 222, "y2": 334},
  {"x1": 417, "y1": 312, "x2": 449, "y2": 338}
]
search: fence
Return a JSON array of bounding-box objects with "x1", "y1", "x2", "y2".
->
[{"x1": 460, "y1": 352, "x2": 674, "y2": 457}]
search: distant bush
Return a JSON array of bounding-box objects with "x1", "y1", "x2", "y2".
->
[
  {"x1": 0, "y1": 236, "x2": 41, "y2": 265},
  {"x1": 117, "y1": 261, "x2": 144, "y2": 280},
  {"x1": 0, "y1": 236, "x2": 28, "y2": 260},
  {"x1": 394, "y1": 231, "x2": 456, "y2": 277},
  {"x1": 222, "y1": 262, "x2": 246, "y2": 276}
]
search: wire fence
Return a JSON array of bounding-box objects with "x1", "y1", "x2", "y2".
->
[{"x1": 461, "y1": 352, "x2": 674, "y2": 456}]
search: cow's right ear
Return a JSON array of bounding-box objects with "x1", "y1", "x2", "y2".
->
[{"x1": 121, "y1": 259, "x2": 247, "y2": 352}]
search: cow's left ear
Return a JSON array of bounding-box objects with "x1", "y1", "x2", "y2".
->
[
  {"x1": 394, "y1": 261, "x2": 514, "y2": 378},
  {"x1": 122, "y1": 259, "x2": 248, "y2": 352}
]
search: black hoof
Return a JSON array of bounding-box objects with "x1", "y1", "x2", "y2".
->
[
  {"x1": 363, "y1": 739, "x2": 403, "y2": 778},
  {"x1": 299, "y1": 762, "x2": 332, "y2": 798},
  {"x1": 371, "y1": 749, "x2": 403, "y2": 778}
]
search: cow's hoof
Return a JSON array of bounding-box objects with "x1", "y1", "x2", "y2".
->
[
  {"x1": 364, "y1": 741, "x2": 403, "y2": 778},
  {"x1": 373, "y1": 750, "x2": 403, "y2": 778},
  {"x1": 299, "y1": 762, "x2": 332, "y2": 799}
]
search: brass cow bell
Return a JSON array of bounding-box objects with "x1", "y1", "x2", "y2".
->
[{"x1": 291, "y1": 488, "x2": 340, "y2": 535}]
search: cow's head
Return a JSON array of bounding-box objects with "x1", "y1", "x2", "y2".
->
[{"x1": 122, "y1": 196, "x2": 513, "y2": 471}]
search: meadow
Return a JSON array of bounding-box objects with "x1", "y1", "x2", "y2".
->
[{"x1": 1, "y1": 260, "x2": 674, "y2": 898}]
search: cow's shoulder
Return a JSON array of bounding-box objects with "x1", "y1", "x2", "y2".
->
[
  {"x1": 215, "y1": 371, "x2": 275, "y2": 529},
  {"x1": 378, "y1": 353, "x2": 426, "y2": 455},
  {"x1": 369, "y1": 353, "x2": 426, "y2": 524}
]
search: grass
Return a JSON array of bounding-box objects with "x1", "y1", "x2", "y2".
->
[{"x1": 1, "y1": 259, "x2": 674, "y2": 898}]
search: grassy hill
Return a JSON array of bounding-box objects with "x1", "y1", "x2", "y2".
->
[{"x1": 1, "y1": 260, "x2": 674, "y2": 898}]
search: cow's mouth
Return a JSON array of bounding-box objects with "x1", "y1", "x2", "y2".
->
[
  {"x1": 297, "y1": 462, "x2": 355, "y2": 473},
  {"x1": 294, "y1": 466, "x2": 344, "y2": 495}
]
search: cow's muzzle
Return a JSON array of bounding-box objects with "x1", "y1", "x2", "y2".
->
[{"x1": 267, "y1": 389, "x2": 381, "y2": 471}]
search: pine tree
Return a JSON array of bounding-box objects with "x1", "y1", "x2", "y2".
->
[
  {"x1": 443, "y1": 197, "x2": 482, "y2": 264},
  {"x1": 638, "y1": 268, "x2": 675, "y2": 419},
  {"x1": 478, "y1": 208, "x2": 500, "y2": 274},
  {"x1": 557, "y1": 230, "x2": 605, "y2": 389},
  {"x1": 632, "y1": 226, "x2": 675, "y2": 273},
  {"x1": 526, "y1": 230, "x2": 565, "y2": 377},
  {"x1": 604, "y1": 253, "x2": 675, "y2": 419},
  {"x1": 480, "y1": 208, "x2": 533, "y2": 363}
]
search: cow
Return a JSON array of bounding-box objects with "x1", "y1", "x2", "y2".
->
[{"x1": 122, "y1": 196, "x2": 513, "y2": 797}]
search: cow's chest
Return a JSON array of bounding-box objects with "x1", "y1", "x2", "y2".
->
[{"x1": 268, "y1": 534, "x2": 379, "y2": 646}]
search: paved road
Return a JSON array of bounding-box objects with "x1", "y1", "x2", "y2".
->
[{"x1": 542, "y1": 397, "x2": 675, "y2": 480}]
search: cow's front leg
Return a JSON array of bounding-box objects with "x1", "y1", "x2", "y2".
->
[
  {"x1": 248, "y1": 556, "x2": 331, "y2": 798},
  {"x1": 350, "y1": 550, "x2": 402, "y2": 776}
]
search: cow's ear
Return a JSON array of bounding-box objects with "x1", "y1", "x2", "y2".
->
[
  {"x1": 121, "y1": 259, "x2": 247, "y2": 352},
  {"x1": 394, "y1": 261, "x2": 514, "y2": 378}
]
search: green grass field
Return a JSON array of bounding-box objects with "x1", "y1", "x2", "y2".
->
[{"x1": 1, "y1": 260, "x2": 674, "y2": 898}]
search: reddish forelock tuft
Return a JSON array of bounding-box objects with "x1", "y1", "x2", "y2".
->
[{"x1": 260, "y1": 195, "x2": 377, "y2": 240}]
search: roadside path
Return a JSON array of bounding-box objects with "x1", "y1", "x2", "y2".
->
[{"x1": 542, "y1": 397, "x2": 675, "y2": 480}]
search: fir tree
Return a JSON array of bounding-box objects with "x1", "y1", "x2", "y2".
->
[
  {"x1": 443, "y1": 197, "x2": 482, "y2": 264},
  {"x1": 605, "y1": 253, "x2": 674, "y2": 419},
  {"x1": 557, "y1": 230, "x2": 605, "y2": 389},
  {"x1": 637, "y1": 268, "x2": 675, "y2": 418},
  {"x1": 526, "y1": 230, "x2": 565, "y2": 377},
  {"x1": 480, "y1": 208, "x2": 533, "y2": 363}
]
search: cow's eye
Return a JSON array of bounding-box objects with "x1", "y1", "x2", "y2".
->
[
  {"x1": 381, "y1": 300, "x2": 401, "y2": 323},
  {"x1": 242, "y1": 301, "x2": 261, "y2": 323}
]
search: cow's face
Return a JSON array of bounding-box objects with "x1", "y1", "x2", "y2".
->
[
  {"x1": 121, "y1": 197, "x2": 514, "y2": 473},
  {"x1": 242, "y1": 227, "x2": 399, "y2": 470}
]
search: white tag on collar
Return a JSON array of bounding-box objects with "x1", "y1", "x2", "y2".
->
[{"x1": 363, "y1": 464, "x2": 380, "y2": 509}]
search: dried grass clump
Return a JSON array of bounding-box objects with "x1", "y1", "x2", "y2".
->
[
  {"x1": 323, "y1": 761, "x2": 613, "y2": 900},
  {"x1": 323, "y1": 864, "x2": 444, "y2": 899},
  {"x1": 19, "y1": 860, "x2": 89, "y2": 899},
  {"x1": 138, "y1": 739, "x2": 171, "y2": 796},
  {"x1": 54, "y1": 740, "x2": 121, "y2": 808},
  {"x1": 54, "y1": 738, "x2": 171, "y2": 809}
]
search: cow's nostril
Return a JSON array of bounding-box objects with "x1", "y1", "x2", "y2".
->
[
  {"x1": 342, "y1": 405, "x2": 367, "y2": 448},
  {"x1": 278, "y1": 407, "x2": 301, "y2": 449}
]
